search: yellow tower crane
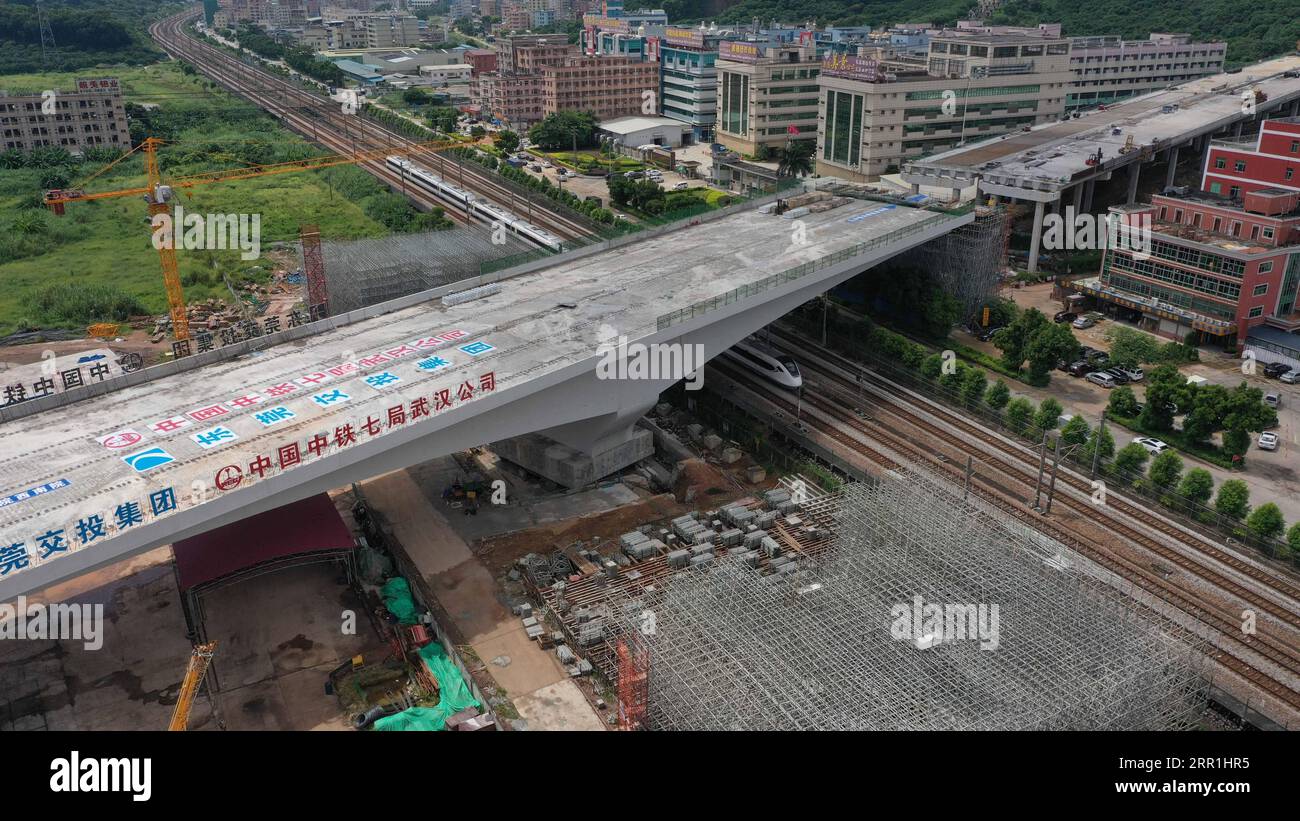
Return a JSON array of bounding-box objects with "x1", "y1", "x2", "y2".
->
[{"x1": 43, "y1": 136, "x2": 457, "y2": 341}]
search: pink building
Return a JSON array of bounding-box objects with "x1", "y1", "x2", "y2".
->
[{"x1": 1073, "y1": 117, "x2": 1300, "y2": 351}]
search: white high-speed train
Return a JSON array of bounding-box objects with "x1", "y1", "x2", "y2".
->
[
  {"x1": 721, "y1": 336, "x2": 803, "y2": 389},
  {"x1": 386, "y1": 156, "x2": 565, "y2": 252}
]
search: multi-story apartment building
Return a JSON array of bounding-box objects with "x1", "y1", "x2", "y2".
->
[
  {"x1": 1202, "y1": 118, "x2": 1300, "y2": 199},
  {"x1": 497, "y1": 33, "x2": 574, "y2": 72},
  {"x1": 1067, "y1": 33, "x2": 1226, "y2": 111},
  {"x1": 659, "y1": 26, "x2": 738, "y2": 143},
  {"x1": 715, "y1": 41, "x2": 822, "y2": 156},
  {"x1": 1073, "y1": 118, "x2": 1300, "y2": 350},
  {"x1": 815, "y1": 29, "x2": 1071, "y2": 180},
  {"x1": 542, "y1": 56, "x2": 660, "y2": 121},
  {"x1": 364, "y1": 13, "x2": 421, "y2": 47},
  {"x1": 0, "y1": 78, "x2": 129, "y2": 154},
  {"x1": 472, "y1": 34, "x2": 577, "y2": 126}
]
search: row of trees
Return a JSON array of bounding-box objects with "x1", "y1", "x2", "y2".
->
[
  {"x1": 1104, "y1": 325, "x2": 1199, "y2": 368},
  {"x1": 1106, "y1": 364, "x2": 1276, "y2": 459},
  {"x1": 853, "y1": 318, "x2": 1296, "y2": 557}
]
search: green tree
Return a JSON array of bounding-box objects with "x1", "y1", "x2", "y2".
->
[
  {"x1": 959, "y1": 367, "x2": 987, "y2": 408},
  {"x1": 494, "y1": 129, "x2": 520, "y2": 154},
  {"x1": 1148, "y1": 449, "x2": 1184, "y2": 489},
  {"x1": 1033, "y1": 397, "x2": 1063, "y2": 432},
  {"x1": 528, "y1": 111, "x2": 599, "y2": 151},
  {"x1": 939, "y1": 360, "x2": 968, "y2": 394},
  {"x1": 1060, "y1": 415, "x2": 1089, "y2": 447},
  {"x1": 775, "y1": 139, "x2": 815, "y2": 177},
  {"x1": 993, "y1": 307, "x2": 1048, "y2": 371},
  {"x1": 1287, "y1": 521, "x2": 1300, "y2": 556},
  {"x1": 470, "y1": 125, "x2": 487, "y2": 139},
  {"x1": 1114, "y1": 442, "x2": 1150, "y2": 476},
  {"x1": 1176, "y1": 468, "x2": 1214, "y2": 509},
  {"x1": 1107, "y1": 385, "x2": 1140, "y2": 418},
  {"x1": 1023, "y1": 322, "x2": 1080, "y2": 380},
  {"x1": 920, "y1": 353, "x2": 944, "y2": 379},
  {"x1": 1083, "y1": 424, "x2": 1115, "y2": 462},
  {"x1": 1103, "y1": 325, "x2": 1161, "y2": 368},
  {"x1": 1005, "y1": 397, "x2": 1034, "y2": 432},
  {"x1": 1245, "y1": 503, "x2": 1285, "y2": 540},
  {"x1": 1214, "y1": 479, "x2": 1251, "y2": 520},
  {"x1": 984, "y1": 379, "x2": 1011, "y2": 410},
  {"x1": 428, "y1": 105, "x2": 460, "y2": 134}
]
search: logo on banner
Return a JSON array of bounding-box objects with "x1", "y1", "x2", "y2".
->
[
  {"x1": 121, "y1": 447, "x2": 175, "y2": 473},
  {"x1": 97, "y1": 429, "x2": 145, "y2": 450}
]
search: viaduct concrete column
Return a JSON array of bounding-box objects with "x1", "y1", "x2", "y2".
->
[
  {"x1": 1072, "y1": 183, "x2": 1084, "y2": 214},
  {"x1": 1164, "y1": 144, "x2": 1180, "y2": 190},
  {"x1": 1126, "y1": 163, "x2": 1141, "y2": 204},
  {"x1": 911, "y1": 183, "x2": 921, "y2": 195},
  {"x1": 1234, "y1": 120, "x2": 1244, "y2": 137},
  {"x1": 1082, "y1": 178, "x2": 1095, "y2": 212},
  {"x1": 1028, "y1": 199, "x2": 1046, "y2": 273}
]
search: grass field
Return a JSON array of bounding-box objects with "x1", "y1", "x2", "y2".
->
[{"x1": 0, "y1": 63, "x2": 411, "y2": 337}]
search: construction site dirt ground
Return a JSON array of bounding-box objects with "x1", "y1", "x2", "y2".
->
[{"x1": 0, "y1": 548, "x2": 384, "y2": 731}]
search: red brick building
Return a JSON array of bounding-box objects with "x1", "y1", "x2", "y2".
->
[{"x1": 1073, "y1": 117, "x2": 1300, "y2": 351}]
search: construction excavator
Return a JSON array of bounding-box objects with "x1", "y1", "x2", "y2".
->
[{"x1": 169, "y1": 641, "x2": 217, "y2": 731}]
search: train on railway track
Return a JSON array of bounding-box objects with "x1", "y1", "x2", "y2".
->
[
  {"x1": 721, "y1": 336, "x2": 803, "y2": 389},
  {"x1": 386, "y1": 156, "x2": 565, "y2": 252}
]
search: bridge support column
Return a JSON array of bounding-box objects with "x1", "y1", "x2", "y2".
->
[
  {"x1": 1072, "y1": 183, "x2": 1084, "y2": 214},
  {"x1": 1164, "y1": 144, "x2": 1180, "y2": 190},
  {"x1": 494, "y1": 395, "x2": 659, "y2": 489},
  {"x1": 1082, "y1": 179, "x2": 1095, "y2": 212},
  {"x1": 1028, "y1": 199, "x2": 1045, "y2": 273},
  {"x1": 493, "y1": 426, "x2": 655, "y2": 490},
  {"x1": 1126, "y1": 163, "x2": 1141, "y2": 204},
  {"x1": 1234, "y1": 120, "x2": 1244, "y2": 137}
]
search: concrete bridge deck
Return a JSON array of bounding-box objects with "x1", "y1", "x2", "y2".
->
[{"x1": 0, "y1": 192, "x2": 966, "y2": 599}]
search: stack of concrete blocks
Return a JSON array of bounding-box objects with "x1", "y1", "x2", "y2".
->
[
  {"x1": 689, "y1": 553, "x2": 713, "y2": 566},
  {"x1": 685, "y1": 423, "x2": 704, "y2": 442},
  {"x1": 760, "y1": 535, "x2": 781, "y2": 559},
  {"x1": 756, "y1": 510, "x2": 779, "y2": 529},
  {"x1": 763, "y1": 488, "x2": 791, "y2": 508},
  {"x1": 742, "y1": 529, "x2": 768, "y2": 550},
  {"x1": 718, "y1": 528, "x2": 743, "y2": 547},
  {"x1": 620, "y1": 530, "x2": 655, "y2": 560},
  {"x1": 720, "y1": 503, "x2": 757, "y2": 530},
  {"x1": 701, "y1": 432, "x2": 723, "y2": 451},
  {"x1": 667, "y1": 549, "x2": 692, "y2": 569}
]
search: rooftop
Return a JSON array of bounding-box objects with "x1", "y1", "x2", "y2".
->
[{"x1": 597, "y1": 115, "x2": 685, "y2": 134}]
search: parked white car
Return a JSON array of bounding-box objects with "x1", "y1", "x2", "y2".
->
[
  {"x1": 673, "y1": 181, "x2": 690, "y2": 191},
  {"x1": 1085, "y1": 371, "x2": 1117, "y2": 389},
  {"x1": 1133, "y1": 436, "x2": 1169, "y2": 455},
  {"x1": 1280, "y1": 370, "x2": 1300, "y2": 384},
  {"x1": 1258, "y1": 431, "x2": 1279, "y2": 451}
]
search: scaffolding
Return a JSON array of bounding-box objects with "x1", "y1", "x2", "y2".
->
[
  {"x1": 313, "y1": 223, "x2": 536, "y2": 315},
  {"x1": 619, "y1": 472, "x2": 1207, "y2": 731},
  {"x1": 894, "y1": 205, "x2": 1009, "y2": 321}
]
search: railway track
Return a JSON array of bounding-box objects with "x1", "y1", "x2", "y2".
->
[
  {"x1": 706, "y1": 355, "x2": 1300, "y2": 714},
  {"x1": 769, "y1": 326, "x2": 1300, "y2": 620},
  {"x1": 148, "y1": 11, "x2": 596, "y2": 242}
]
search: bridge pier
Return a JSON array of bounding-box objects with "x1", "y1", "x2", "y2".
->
[
  {"x1": 1126, "y1": 163, "x2": 1141, "y2": 204},
  {"x1": 1072, "y1": 183, "x2": 1084, "y2": 214},
  {"x1": 1028, "y1": 199, "x2": 1046, "y2": 273},
  {"x1": 1082, "y1": 178, "x2": 1095, "y2": 212},
  {"x1": 494, "y1": 404, "x2": 657, "y2": 489},
  {"x1": 1164, "y1": 144, "x2": 1180, "y2": 190}
]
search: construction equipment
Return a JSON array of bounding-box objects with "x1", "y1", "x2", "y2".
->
[
  {"x1": 43, "y1": 136, "x2": 457, "y2": 342},
  {"x1": 169, "y1": 640, "x2": 217, "y2": 731}
]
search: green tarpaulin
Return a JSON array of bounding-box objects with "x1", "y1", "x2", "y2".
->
[
  {"x1": 373, "y1": 642, "x2": 482, "y2": 732},
  {"x1": 380, "y1": 577, "x2": 420, "y2": 625}
]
